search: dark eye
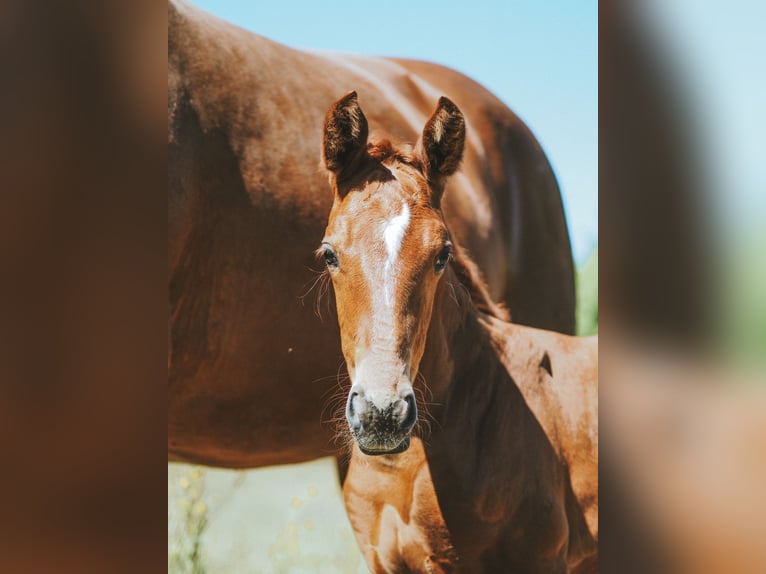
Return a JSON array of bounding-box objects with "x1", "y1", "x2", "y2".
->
[
  {"x1": 323, "y1": 246, "x2": 339, "y2": 270},
  {"x1": 434, "y1": 244, "x2": 452, "y2": 272}
]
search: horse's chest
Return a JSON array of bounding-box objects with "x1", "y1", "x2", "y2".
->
[
  {"x1": 372, "y1": 502, "x2": 458, "y2": 573},
  {"x1": 346, "y1": 453, "x2": 460, "y2": 573}
]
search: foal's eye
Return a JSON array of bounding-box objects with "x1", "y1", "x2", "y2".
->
[
  {"x1": 434, "y1": 245, "x2": 452, "y2": 272},
  {"x1": 323, "y1": 246, "x2": 339, "y2": 270}
]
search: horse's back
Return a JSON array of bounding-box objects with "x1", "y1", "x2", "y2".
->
[
  {"x1": 392, "y1": 58, "x2": 576, "y2": 333},
  {"x1": 170, "y1": 0, "x2": 574, "y2": 331}
]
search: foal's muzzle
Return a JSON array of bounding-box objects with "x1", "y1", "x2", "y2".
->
[{"x1": 345, "y1": 385, "x2": 417, "y2": 455}]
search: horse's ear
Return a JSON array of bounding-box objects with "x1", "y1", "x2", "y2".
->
[
  {"x1": 417, "y1": 97, "x2": 465, "y2": 197},
  {"x1": 322, "y1": 91, "x2": 369, "y2": 178}
]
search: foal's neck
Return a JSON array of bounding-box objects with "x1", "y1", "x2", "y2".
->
[{"x1": 417, "y1": 268, "x2": 504, "y2": 414}]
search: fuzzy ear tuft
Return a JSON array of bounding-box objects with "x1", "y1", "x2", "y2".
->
[
  {"x1": 418, "y1": 97, "x2": 466, "y2": 187},
  {"x1": 322, "y1": 91, "x2": 369, "y2": 177}
]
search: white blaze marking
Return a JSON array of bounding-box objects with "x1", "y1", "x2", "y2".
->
[{"x1": 383, "y1": 202, "x2": 410, "y2": 306}]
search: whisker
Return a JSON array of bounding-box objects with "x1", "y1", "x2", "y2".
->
[
  {"x1": 411, "y1": 370, "x2": 440, "y2": 446},
  {"x1": 299, "y1": 268, "x2": 327, "y2": 303},
  {"x1": 320, "y1": 273, "x2": 334, "y2": 319},
  {"x1": 454, "y1": 279, "x2": 473, "y2": 305},
  {"x1": 298, "y1": 265, "x2": 334, "y2": 321},
  {"x1": 415, "y1": 370, "x2": 435, "y2": 405},
  {"x1": 320, "y1": 377, "x2": 350, "y2": 399},
  {"x1": 314, "y1": 272, "x2": 330, "y2": 320},
  {"x1": 446, "y1": 281, "x2": 460, "y2": 307},
  {"x1": 312, "y1": 373, "x2": 347, "y2": 385},
  {"x1": 320, "y1": 360, "x2": 353, "y2": 444}
]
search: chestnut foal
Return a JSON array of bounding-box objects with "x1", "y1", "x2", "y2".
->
[{"x1": 319, "y1": 92, "x2": 598, "y2": 573}]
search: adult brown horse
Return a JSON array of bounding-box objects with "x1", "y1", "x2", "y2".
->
[
  {"x1": 168, "y1": 0, "x2": 575, "y2": 468},
  {"x1": 318, "y1": 94, "x2": 597, "y2": 572}
]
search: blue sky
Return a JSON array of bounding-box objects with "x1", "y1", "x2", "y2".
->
[{"x1": 192, "y1": 0, "x2": 598, "y2": 263}]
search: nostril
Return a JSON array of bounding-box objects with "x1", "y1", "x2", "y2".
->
[
  {"x1": 346, "y1": 402, "x2": 361, "y2": 432},
  {"x1": 400, "y1": 391, "x2": 417, "y2": 431},
  {"x1": 346, "y1": 387, "x2": 363, "y2": 432}
]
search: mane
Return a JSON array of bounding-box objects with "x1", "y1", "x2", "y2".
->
[
  {"x1": 449, "y1": 243, "x2": 510, "y2": 321},
  {"x1": 367, "y1": 137, "x2": 510, "y2": 322},
  {"x1": 367, "y1": 139, "x2": 422, "y2": 170}
]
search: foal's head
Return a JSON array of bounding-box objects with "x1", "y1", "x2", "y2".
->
[{"x1": 320, "y1": 92, "x2": 465, "y2": 455}]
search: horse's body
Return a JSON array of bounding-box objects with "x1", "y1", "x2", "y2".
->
[
  {"x1": 344, "y1": 314, "x2": 598, "y2": 573},
  {"x1": 317, "y1": 94, "x2": 597, "y2": 572},
  {"x1": 168, "y1": 0, "x2": 574, "y2": 467}
]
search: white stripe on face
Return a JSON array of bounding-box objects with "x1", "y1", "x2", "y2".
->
[{"x1": 383, "y1": 202, "x2": 410, "y2": 306}]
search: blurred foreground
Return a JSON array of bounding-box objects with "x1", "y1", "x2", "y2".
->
[
  {"x1": 600, "y1": 0, "x2": 766, "y2": 572},
  {"x1": 601, "y1": 342, "x2": 766, "y2": 573}
]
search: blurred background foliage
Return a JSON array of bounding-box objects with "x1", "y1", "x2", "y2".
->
[
  {"x1": 168, "y1": 459, "x2": 367, "y2": 574},
  {"x1": 576, "y1": 247, "x2": 599, "y2": 336},
  {"x1": 721, "y1": 229, "x2": 766, "y2": 369}
]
